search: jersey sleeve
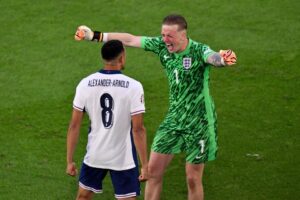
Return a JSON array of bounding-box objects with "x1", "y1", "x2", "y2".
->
[
  {"x1": 73, "y1": 79, "x2": 86, "y2": 112},
  {"x1": 202, "y1": 44, "x2": 216, "y2": 62},
  {"x1": 130, "y1": 82, "x2": 146, "y2": 116},
  {"x1": 141, "y1": 36, "x2": 163, "y2": 55}
]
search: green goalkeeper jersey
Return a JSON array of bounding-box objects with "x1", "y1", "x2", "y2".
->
[{"x1": 141, "y1": 37, "x2": 217, "y2": 132}]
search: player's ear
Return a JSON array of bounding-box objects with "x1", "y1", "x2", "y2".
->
[
  {"x1": 120, "y1": 51, "x2": 126, "y2": 63},
  {"x1": 116, "y1": 52, "x2": 123, "y2": 67},
  {"x1": 179, "y1": 29, "x2": 187, "y2": 40}
]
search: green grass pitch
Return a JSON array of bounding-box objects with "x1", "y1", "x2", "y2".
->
[{"x1": 0, "y1": 0, "x2": 299, "y2": 199}]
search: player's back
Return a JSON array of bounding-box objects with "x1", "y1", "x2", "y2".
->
[{"x1": 73, "y1": 69, "x2": 145, "y2": 170}]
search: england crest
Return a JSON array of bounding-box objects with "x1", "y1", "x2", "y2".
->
[{"x1": 183, "y1": 57, "x2": 192, "y2": 70}]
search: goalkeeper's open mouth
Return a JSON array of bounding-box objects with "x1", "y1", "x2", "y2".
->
[{"x1": 166, "y1": 43, "x2": 174, "y2": 52}]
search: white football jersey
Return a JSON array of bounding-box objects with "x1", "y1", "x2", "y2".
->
[{"x1": 73, "y1": 70, "x2": 145, "y2": 170}]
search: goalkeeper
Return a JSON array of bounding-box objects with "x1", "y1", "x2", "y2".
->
[{"x1": 75, "y1": 14, "x2": 237, "y2": 200}]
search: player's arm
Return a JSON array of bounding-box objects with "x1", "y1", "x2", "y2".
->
[
  {"x1": 206, "y1": 49, "x2": 237, "y2": 67},
  {"x1": 66, "y1": 108, "x2": 84, "y2": 176},
  {"x1": 74, "y1": 25, "x2": 142, "y2": 48},
  {"x1": 131, "y1": 113, "x2": 148, "y2": 182}
]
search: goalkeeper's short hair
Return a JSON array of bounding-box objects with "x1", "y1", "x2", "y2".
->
[{"x1": 162, "y1": 14, "x2": 187, "y2": 31}]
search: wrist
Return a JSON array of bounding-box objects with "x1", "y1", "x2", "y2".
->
[
  {"x1": 221, "y1": 57, "x2": 226, "y2": 66},
  {"x1": 92, "y1": 32, "x2": 108, "y2": 42},
  {"x1": 92, "y1": 31, "x2": 102, "y2": 42},
  {"x1": 67, "y1": 158, "x2": 74, "y2": 164},
  {"x1": 141, "y1": 163, "x2": 148, "y2": 169}
]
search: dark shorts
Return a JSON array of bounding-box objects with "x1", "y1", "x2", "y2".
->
[{"x1": 79, "y1": 162, "x2": 140, "y2": 198}]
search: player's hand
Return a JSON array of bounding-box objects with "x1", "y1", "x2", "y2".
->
[
  {"x1": 66, "y1": 162, "x2": 78, "y2": 176},
  {"x1": 219, "y1": 49, "x2": 237, "y2": 65},
  {"x1": 138, "y1": 166, "x2": 148, "y2": 182},
  {"x1": 74, "y1": 25, "x2": 93, "y2": 41}
]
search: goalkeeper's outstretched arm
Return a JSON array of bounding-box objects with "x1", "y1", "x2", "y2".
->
[{"x1": 74, "y1": 25, "x2": 142, "y2": 48}]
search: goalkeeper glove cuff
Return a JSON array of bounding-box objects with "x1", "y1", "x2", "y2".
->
[
  {"x1": 92, "y1": 31, "x2": 103, "y2": 42},
  {"x1": 92, "y1": 32, "x2": 108, "y2": 42}
]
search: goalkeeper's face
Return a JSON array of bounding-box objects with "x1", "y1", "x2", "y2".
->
[{"x1": 161, "y1": 24, "x2": 187, "y2": 53}]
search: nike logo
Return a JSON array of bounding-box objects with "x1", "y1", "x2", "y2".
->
[{"x1": 163, "y1": 55, "x2": 170, "y2": 60}]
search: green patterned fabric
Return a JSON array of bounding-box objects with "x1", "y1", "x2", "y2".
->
[{"x1": 141, "y1": 36, "x2": 218, "y2": 163}]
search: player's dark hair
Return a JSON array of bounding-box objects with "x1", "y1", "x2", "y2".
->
[
  {"x1": 162, "y1": 14, "x2": 187, "y2": 30},
  {"x1": 101, "y1": 40, "x2": 124, "y2": 61}
]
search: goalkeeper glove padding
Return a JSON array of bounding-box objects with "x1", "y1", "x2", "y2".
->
[
  {"x1": 74, "y1": 25, "x2": 103, "y2": 42},
  {"x1": 219, "y1": 49, "x2": 237, "y2": 65}
]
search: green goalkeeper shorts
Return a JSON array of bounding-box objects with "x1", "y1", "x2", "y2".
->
[{"x1": 151, "y1": 123, "x2": 218, "y2": 164}]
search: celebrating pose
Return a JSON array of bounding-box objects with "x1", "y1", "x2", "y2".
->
[{"x1": 74, "y1": 14, "x2": 237, "y2": 200}]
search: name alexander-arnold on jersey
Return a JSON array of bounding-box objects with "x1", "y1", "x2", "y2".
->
[{"x1": 88, "y1": 79, "x2": 129, "y2": 88}]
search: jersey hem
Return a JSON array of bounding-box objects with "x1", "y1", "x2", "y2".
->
[
  {"x1": 140, "y1": 36, "x2": 146, "y2": 48},
  {"x1": 73, "y1": 105, "x2": 84, "y2": 111},
  {"x1": 131, "y1": 110, "x2": 145, "y2": 115},
  {"x1": 83, "y1": 161, "x2": 136, "y2": 171},
  {"x1": 203, "y1": 51, "x2": 215, "y2": 63}
]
